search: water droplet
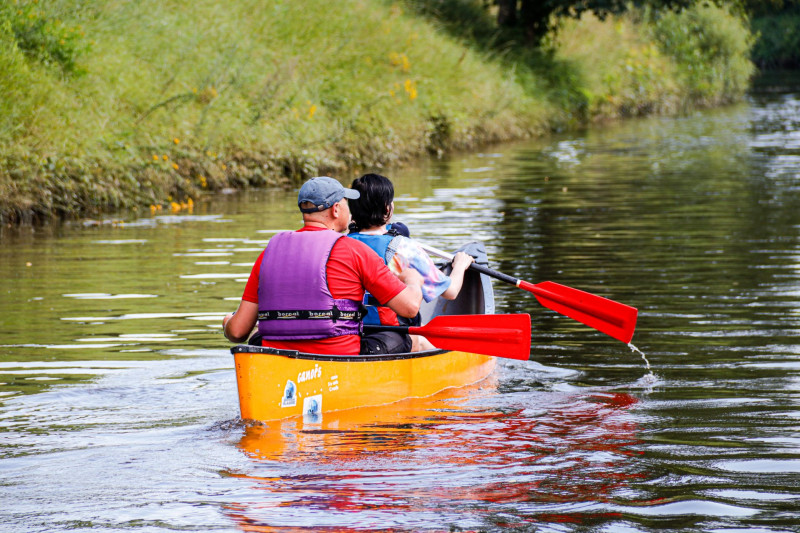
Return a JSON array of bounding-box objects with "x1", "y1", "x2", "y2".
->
[{"x1": 628, "y1": 342, "x2": 657, "y2": 384}]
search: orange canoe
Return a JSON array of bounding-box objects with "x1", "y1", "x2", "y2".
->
[{"x1": 231, "y1": 243, "x2": 501, "y2": 422}]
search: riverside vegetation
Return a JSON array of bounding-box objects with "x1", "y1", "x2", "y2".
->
[{"x1": 0, "y1": 0, "x2": 755, "y2": 224}]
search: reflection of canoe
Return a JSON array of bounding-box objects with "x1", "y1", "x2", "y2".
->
[
  {"x1": 226, "y1": 389, "x2": 643, "y2": 531},
  {"x1": 237, "y1": 375, "x2": 500, "y2": 461},
  {"x1": 231, "y1": 243, "x2": 497, "y2": 422}
]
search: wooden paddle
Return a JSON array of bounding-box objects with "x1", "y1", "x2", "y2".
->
[
  {"x1": 418, "y1": 243, "x2": 638, "y2": 344},
  {"x1": 363, "y1": 313, "x2": 532, "y2": 360}
]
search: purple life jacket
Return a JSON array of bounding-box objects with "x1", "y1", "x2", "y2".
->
[{"x1": 257, "y1": 230, "x2": 363, "y2": 340}]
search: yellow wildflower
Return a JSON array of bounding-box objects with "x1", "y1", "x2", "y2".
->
[
  {"x1": 172, "y1": 163, "x2": 179, "y2": 170},
  {"x1": 162, "y1": 155, "x2": 168, "y2": 161},
  {"x1": 389, "y1": 52, "x2": 410, "y2": 72},
  {"x1": 404, "y1": 79, "x2": 417, "y2": 101},
  {"x1": 152, "y1": 155, "x2": 159, "y2": 161},
  {"x1": 308, "y1": 104, "x2": 317, "y2": 119},
  {"x1": 173, "y1": 138, "x2": 180, "y2": 144}
]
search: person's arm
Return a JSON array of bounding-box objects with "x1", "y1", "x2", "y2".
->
[
  {"x1": 440, "y1": 251, "x2": 474, "y2": 300},
  {"x1": 385, "y1": 268, "x2": 424, "y2": 318},
  {"x1": 351, "y1": 237, "x2": 423, "y2": 318},
  {"x1": 222, "y1": 300, "x2": 258, "y2": 343},
  {"x1": 222, "y1": 250, "x2": 263, "y2": 343}
]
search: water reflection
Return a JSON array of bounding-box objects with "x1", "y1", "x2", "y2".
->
[{"x1": 225, "y1": 378, "x2": 643, "y2": 531}]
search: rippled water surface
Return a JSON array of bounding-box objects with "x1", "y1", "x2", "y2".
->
[{"x1": 2, "y1": 73, "x2": 800, "y2": 531}]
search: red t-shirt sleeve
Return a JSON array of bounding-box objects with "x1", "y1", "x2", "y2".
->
[
  {"x1": 242, "y1": 250, "x2": 264, "y2": 303},
  {"x1": 326, "y1": 237, "x2": 407, "y2": 304}
]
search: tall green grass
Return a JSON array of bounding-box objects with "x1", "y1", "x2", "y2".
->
[{"x1": 0, "y1": 0, "x2": 754, "y2": 223}]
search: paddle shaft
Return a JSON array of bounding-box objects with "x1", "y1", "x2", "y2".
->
[
  {"x1": 419, "y1": 244, "x2": 616, "y2": 322},
  {"x1": 418, "y1": 243, "x2": 636, "y2": 342}
]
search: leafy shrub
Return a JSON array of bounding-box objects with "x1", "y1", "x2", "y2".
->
[{"x1": 650, "y1": 2, "x2": 755, "y2": 104}]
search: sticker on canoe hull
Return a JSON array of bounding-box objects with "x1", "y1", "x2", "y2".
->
[
  {"x1": 281, "y1": 379, "x2": 297, "y2": 408},
  {"x1": 303, "y1": 394, "x2": 322, "y2": 417}
]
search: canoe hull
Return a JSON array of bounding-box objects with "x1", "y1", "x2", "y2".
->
[{"x1": 233, "y1": 347, "x2": 496, "y2": 421}]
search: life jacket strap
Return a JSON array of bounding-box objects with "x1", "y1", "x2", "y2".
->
[{"x1": 259, "y1": 305, "x2": 363, "y2": 323}]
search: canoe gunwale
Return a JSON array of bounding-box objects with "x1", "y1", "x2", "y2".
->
[{"x1": 231, "y1": 344, "x2": 448, "y2": 363}]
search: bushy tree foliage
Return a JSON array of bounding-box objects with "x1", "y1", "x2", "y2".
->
[
  {"x1": 495, "y1": 0, "x2": 723, "y2": 43},
  {"x1": 741, "y1": 0, "x2": 800, "y2": 14}
]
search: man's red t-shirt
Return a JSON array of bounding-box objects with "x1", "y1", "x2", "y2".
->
[{"x1": 242, "y1": 226, "x2": 407, "y2": 354}]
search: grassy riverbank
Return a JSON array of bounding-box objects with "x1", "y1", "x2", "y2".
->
[{"x1": 1, "y1": 0, "x2": 754, "y2": 224}]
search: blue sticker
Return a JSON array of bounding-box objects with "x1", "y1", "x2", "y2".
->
[{"x1": 281, "y1": 379, "x2": 297, "y2": 408}]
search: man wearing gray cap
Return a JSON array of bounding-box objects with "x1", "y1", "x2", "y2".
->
[{"x1": 223, "y1": 176, "x2": 424, "y2": 355}]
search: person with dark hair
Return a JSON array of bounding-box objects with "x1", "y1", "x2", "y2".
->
[
  {"x1": 222, "y1": 176, "x2": 424, "y2": 355},
  {"x1": 348, "y1": 173, "x2": 474, "y2": 353}
]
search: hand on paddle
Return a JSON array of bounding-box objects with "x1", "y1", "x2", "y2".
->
[{"x1": 440, "y1": 251, "x2": 474, "y2": 300}]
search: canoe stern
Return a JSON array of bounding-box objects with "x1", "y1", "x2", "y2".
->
[{"x1": 233, "y1": 347, "x2": 495, "y2": 421}]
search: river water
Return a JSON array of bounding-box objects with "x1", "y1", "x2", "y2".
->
[{"x1": 2, "y1": 73, "x2": 799, "y2": 531}]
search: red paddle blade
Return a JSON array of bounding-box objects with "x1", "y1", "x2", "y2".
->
[
  {"x1": 520, "y1": 281, "x2": 638, "y2": 343},
  {"x1": 409, "y1": 314, "x2": 531, "y2": 361}
]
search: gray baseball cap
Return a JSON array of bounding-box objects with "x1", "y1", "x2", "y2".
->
[{"x1": 297, "y1": 176, "x2": 360, "y2": 213}]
